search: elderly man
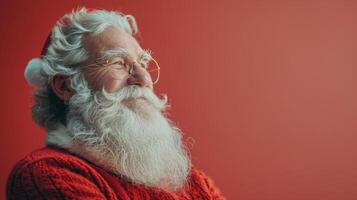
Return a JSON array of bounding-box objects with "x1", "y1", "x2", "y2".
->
[{"x1": 6, "y1": 8, "x2": 225, "y2": 200}]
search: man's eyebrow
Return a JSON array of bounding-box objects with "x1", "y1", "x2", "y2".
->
[
  {"x1": 140, "y1": 49, "x2": 153, "y2": 60},
  {"x1": 99, "y1": 48, "x2": 129, "y2": 61},
  {"x1": 98, "y1": 48, "x2": 153, "y2": 63}
]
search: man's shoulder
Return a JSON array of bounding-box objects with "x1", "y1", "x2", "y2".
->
[
  {"x1": 7, "y1": 146, "x2": 100, "y2": 187},
  {"x1": 7, "y1": 147, "x2": 117, "y2": 199},
  {"x1": 188, "y1": 166, "x2": 226, "y2": 199},
  {"x1": 12, "y1": 146, "x2": 87, "y2": 169}
]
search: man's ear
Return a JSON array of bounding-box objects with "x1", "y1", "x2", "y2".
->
[{"x1": 51, "y1": 74, "x2": 74, "y2": 101}]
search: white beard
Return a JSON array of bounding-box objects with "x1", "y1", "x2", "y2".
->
[{"x1": 46, "y1": 84, "x2": 191, "y2": 191}]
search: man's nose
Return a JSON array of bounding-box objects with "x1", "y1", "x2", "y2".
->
[{"x1": 126, "y1": 63, "x2": 153, "y2": 89}]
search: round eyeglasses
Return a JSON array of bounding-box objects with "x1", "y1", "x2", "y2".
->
[{"x1": 80, "y1": 55, "x2": 161, "y2": 85}]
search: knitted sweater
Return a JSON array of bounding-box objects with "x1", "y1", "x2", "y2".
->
[{"x1": 7, "y1": 147, "x2": 226, "y2": 199}]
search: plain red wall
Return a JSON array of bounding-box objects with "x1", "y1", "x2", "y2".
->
[{"x1": 1, "y1": 1, "x2": 357, "y2": 199}]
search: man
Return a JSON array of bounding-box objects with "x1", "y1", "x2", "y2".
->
[{"x1": 7, "y1": 8, "x2": 225, "y2": 200}]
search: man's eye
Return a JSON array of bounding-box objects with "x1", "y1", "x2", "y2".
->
[
  {"x1": 140, "y1": 62, "x2": 148, "y2": 69},
  {"x1": 140, "y1": 58, "x2": 151, "y2": 69},
  {"x1": 111, "y1": 60, "x2": 125, "y2": 66}
]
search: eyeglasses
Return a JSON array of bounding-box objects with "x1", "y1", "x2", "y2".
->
[{"x1": 80, "y1": 54, "x2": 161, "y2": 84}]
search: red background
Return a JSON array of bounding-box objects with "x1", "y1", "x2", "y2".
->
[{"x1": 1, "y1": 1, "x2": 357, "y2": 199}]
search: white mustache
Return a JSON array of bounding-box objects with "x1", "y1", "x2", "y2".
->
[{"x1": 94, "y1": 85, "x2": 167, "y2": 110}]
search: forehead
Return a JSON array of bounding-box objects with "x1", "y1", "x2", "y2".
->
[{"x1": 83, "y1": 26, "x2": 143, "y2": 60}]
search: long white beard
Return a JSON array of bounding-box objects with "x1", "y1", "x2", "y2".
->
[{"x1": 46, "y1": 84, "x2": 191, "y2": 191}]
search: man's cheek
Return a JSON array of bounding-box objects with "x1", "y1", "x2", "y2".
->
[
  {"x1": 101, "y1": 73, "x2": 127, "y2": 93},
  {"x1": 85, "y1": 69, "x2": 124, "y2": 92}
]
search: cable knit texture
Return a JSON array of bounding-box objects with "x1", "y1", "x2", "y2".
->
[{"x1": 7, "y1": 147, "x2": 226, "y2": 200}]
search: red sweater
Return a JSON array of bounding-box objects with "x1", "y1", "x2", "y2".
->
[{"x1": 7, "y1": 147, "x2": 226, "y2": 199}]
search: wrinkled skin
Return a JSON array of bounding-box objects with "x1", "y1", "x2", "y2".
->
[{"x1": 82, "y1": 26, "x2": 154, "y2": 93}]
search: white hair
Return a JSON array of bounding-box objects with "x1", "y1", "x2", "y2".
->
[{"x1": 25, "y1": 7, "x2": 138, "y2": 130}]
